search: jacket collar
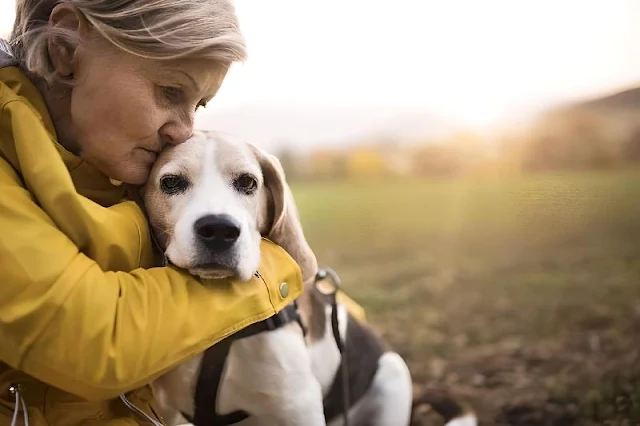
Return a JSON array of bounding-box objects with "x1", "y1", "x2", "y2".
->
[{"x1": 0, "y1": 47, "x2": 128, "y2": 206}]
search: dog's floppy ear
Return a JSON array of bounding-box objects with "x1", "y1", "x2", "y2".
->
[{"x1": 251, "y1": 145, "x2": 318, "y2": 283}]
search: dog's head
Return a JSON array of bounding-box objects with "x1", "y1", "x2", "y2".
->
[{"x1": 142, "y1": 130, "x2": 317, "y2": 283}]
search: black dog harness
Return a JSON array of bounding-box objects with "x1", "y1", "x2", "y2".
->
[
  {"x1": 183, "y1": 268, "x2": 375, "y2": 426},
  {"x1": 181, "y1": 302, "x2": 305, "y2": 426},
  {"x1": 321, "y1": 310, "x2": 385, "y2": 423},
  {"x1": 316, "y1": 268, "x2": 385, "y2": 426}
]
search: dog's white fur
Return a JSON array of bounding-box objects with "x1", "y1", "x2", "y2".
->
[
  {"x1": 146, "y1": 135, "x2": 264, "y2": 281},
  {"x1": 143, "y1": 130, "x2": 474, "y2": 426},
  {"x1": 145, "y1": 131, "x2": 325, "y2": 426}
]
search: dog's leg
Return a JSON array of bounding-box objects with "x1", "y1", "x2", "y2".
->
[
  {"x1": 151, "y1": 355, "x2": 204, "y2": 426},
  {"x1": 411, "y1": 387, "x2": 478, "y2": 426},
  {"x1": 367, "y1": 352, "x2": 413, "y2": 426},
  {"x1": 218, "y1": 322, "x2": 326, "y2": 426},
  {"x1": 329, "y1": 352, "x2": 413, "y2": 426}
]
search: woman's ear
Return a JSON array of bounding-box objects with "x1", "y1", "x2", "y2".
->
[{"x1": 47, "y1": 3, "x2": 90, "y2": 79}]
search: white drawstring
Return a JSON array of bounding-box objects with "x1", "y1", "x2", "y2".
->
[
  {"x1": 9, "y1": 384, "x2": 28, "y2": 426},
  {"x1": 8, "y1": 385, "x2": 160, "y2": 426},
  {"x1": 119, "y1": 393, "x2": 164, "y2": 426}
]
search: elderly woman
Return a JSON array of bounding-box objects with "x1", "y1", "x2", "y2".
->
[{"x1": 0, "y1": 1, "x2": 303, "y2": 424}]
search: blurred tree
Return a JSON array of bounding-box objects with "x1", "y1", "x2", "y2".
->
[
  {"x1": 411, "y1": 144, "x2": 462, "y2": 177},
  {"x1": 622, "y1": 126, "x2": 640, "y2": 163},
  {"x1": 273, "y1": 146, "x2": 300, "y2": 180},
  {"x1": 305, "y1": 149, "x2": 348, "y2": 180},
  {"x1": 521, "y1": 109, "x2": 619, "y2": 171}
]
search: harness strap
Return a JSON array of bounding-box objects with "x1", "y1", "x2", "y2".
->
[
  {"x1": 316, "y1": 268, "x2": 385, "y2": 424},
  {"x1": 315, "y1": 268, "x2": 351, "y2": 426},
  {"x1": 327, "y1": 288, "x2": 350, "y2": 426},
  {"x1": 183, "y1": 302, "x2": 304, "y2": 426},
  {"x1": 321, "y1": 310, "x2": 385, "y2": 423}
]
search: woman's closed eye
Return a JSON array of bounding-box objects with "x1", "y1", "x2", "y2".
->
[
  {"x1": 160, "y1": 86, "x2": 207, "y2": 110},
  {"x1": 161, "y1": 86, "x2": 185, "y2": 105}
]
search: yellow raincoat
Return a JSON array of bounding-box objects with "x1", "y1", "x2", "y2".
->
[{"x1": 0, "y1": 63, "x2": 303, "y2": 424}]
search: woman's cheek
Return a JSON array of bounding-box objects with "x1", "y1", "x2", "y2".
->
[{"x1": 120, "y1": 103, "x2": 162, "y2": 139}]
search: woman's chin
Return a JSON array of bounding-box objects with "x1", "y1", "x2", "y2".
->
[
  {"x1": 84, "y1": 152, "x2": 155, "y2": 186},
  {"x1": 105, "y1": 165, "x2": 151, "y2": 186}
]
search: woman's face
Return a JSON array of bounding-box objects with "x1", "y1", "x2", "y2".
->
[{"x1": 53, "y1": 24, "x2": 227, "y2": 185}]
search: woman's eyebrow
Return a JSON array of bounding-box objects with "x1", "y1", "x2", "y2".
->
[
  {"x1": 170, "y1": 69, "x2": 202, "y2": 94},
  {"x1": 149, "y1": 64, "x2": 202, "y2": 93}
]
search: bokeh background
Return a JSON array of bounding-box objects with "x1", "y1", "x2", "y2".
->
[{"x1": 3, "y1": 1, "x2": 640, "y2": 424}]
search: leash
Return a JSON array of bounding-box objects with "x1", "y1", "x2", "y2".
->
[{"x1": 315, "y1": 268, "x2": 350, "y2": 426}]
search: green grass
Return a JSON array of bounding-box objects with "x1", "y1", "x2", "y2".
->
[{"x1": 291, "y1": 169, "x2": 640, "y2": 425}]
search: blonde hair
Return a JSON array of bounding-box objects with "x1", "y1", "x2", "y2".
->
[{"x1": 9, "y1": 0, "x2": 247, "y2": 83}]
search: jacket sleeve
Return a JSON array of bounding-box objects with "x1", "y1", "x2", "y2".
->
[{"x1": 0, "y1": 157, "x2": 303, "y2": 401}]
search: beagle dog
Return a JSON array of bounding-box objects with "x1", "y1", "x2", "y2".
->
[{"x1": 142, "y1": 130, "x2": 477, "y2": 426}]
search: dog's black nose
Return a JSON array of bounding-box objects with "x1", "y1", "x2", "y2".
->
[{"x1": 194, "y1": 214, "x2": 241, "y2": 250}]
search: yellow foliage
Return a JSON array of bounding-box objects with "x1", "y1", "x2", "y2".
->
[{"x1": 346, "y1": 148, "x2": 386, "y2": 178}]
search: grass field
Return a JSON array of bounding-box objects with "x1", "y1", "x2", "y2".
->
[{"x1": 292, "y1": 168, "x2": 640, "y2": 426}]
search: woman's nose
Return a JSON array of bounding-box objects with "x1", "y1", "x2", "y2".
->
[{"x1": 160, "y1": 120, "x2": 193, "y2": 146}]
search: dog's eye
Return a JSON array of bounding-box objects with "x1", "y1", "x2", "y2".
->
[
  {"x1": 160, "y1": 175, "x2": 189, "y2": 194},
  {"x1": 233, "y1": 174, "x2": 258, "y2": 194}
]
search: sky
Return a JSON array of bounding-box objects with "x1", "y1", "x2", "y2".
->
[
  {"x1": 1, "y1": 1, "x2": 639, "y2": 150},
  {"x1": 219, "y1": 1, "x2": 640, "y2": 124}
]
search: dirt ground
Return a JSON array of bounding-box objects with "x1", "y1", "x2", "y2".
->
[
  {"x1": 296, "y1": 170, "x2": 640, "y2": 425},
  {"x1": 408, "y1": 323, "x2": 640, "y2": 426}
]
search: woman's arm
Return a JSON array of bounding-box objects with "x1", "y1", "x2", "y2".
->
[{"x1": 0, "y1": 158, "x2": 303, "y2": 401}]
